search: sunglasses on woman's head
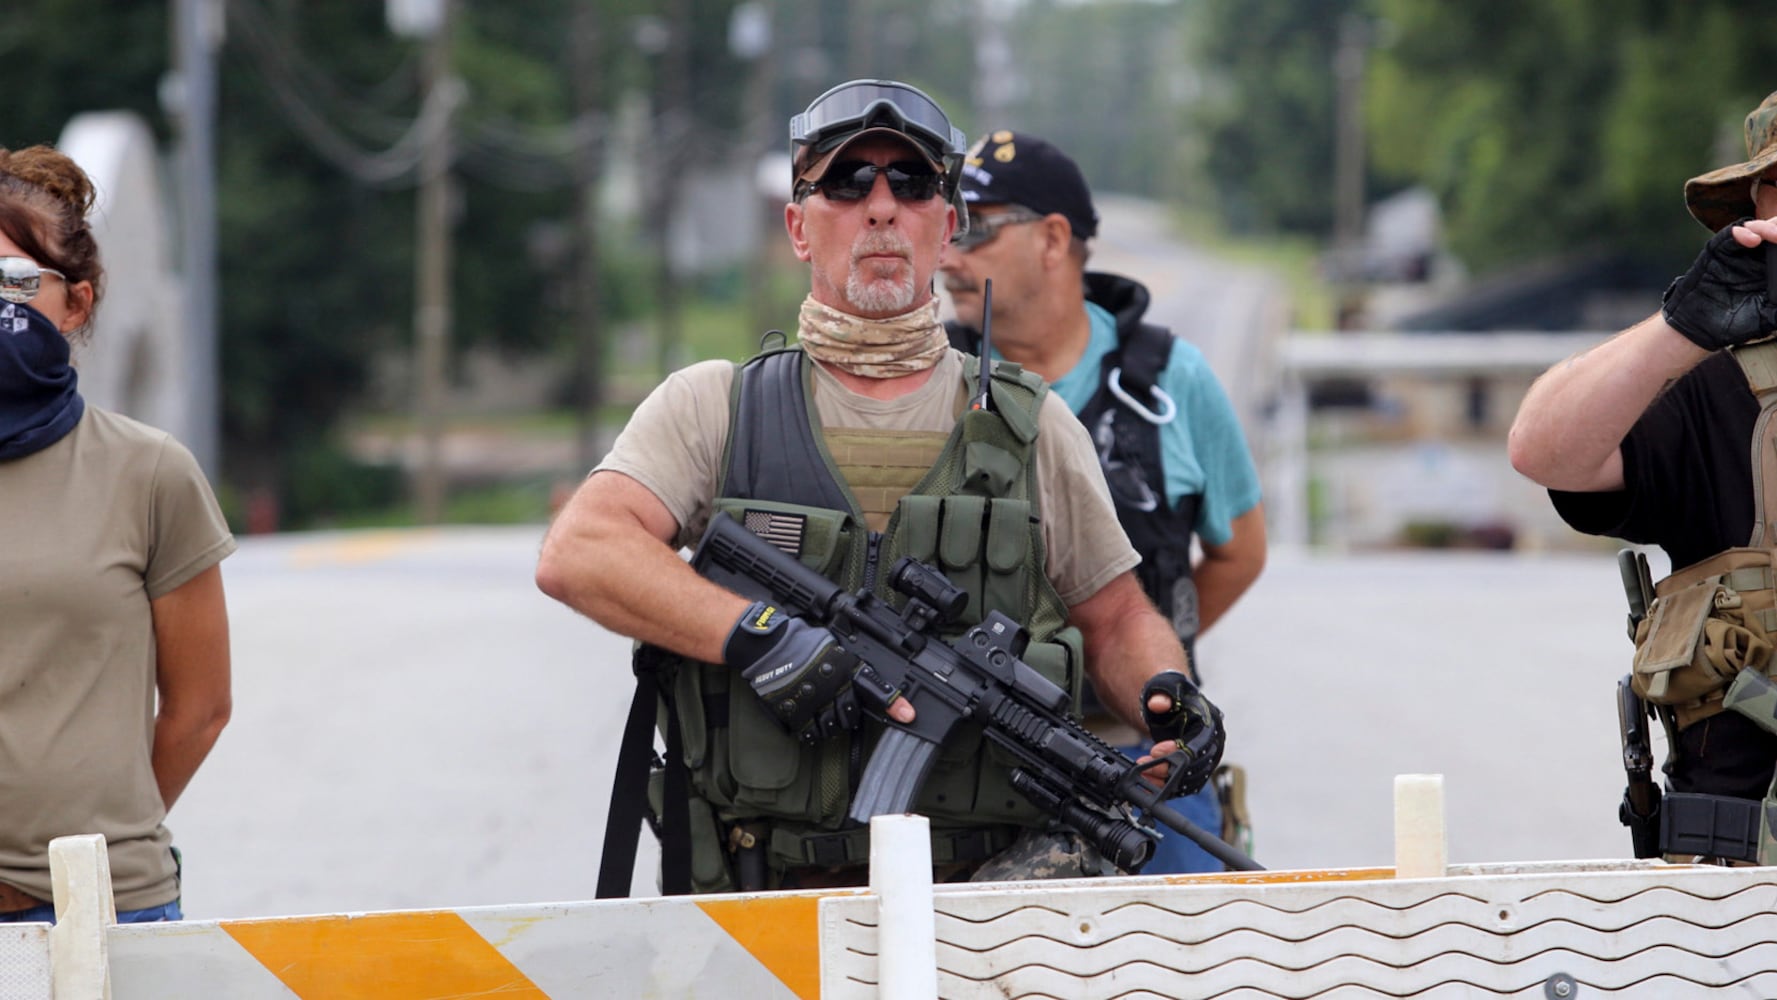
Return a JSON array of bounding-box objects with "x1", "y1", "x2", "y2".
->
[
  {"x1": 807, "y1": 161, "x2": 944, "y2": 203},
  {"x1": 0, "y1": 257, "x2": 67, "y2": 305}
]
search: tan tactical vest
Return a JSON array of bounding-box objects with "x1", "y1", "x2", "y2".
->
[{"x1": 1631, "y1": 341, "x2": 1777, "y2": 727}]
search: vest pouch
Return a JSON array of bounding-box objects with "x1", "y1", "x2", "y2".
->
[
  {"x1": 1631, "y1": 583, "x2": 1735, "y2": 703},
  {"x1": 983, "y1": 499, "x2": 1032, "y2": 623},
  {"x1": 938, "y1": 495, "x2": 988, "y2": 625},
  {"x1": 897, "y1": 495, "x2": 942, "y2": 565},
  {"x1": 722, "y1": 675, "x2": 820, "y2": 812},
  {"x1": 711, "y1": 498, "x2": 855, "y2": 581},
  {"x1": 963, "y1": 441, "x2": 1022, "y2": 496},
  {"x1": 912, "y1": 719, "x2": 991, "y2": 820},
  {"x1": 1632, "y1": 548, "x2": 1777, "y2": 715}
]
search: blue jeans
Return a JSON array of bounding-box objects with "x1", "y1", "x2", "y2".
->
[
  {"x1": 0, "y1": 899, "x2": 181, "y2": 925},
  {"x1": 1118, "y1": 742, "x2": 1226, "y2": 874}
]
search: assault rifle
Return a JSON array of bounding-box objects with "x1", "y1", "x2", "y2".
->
[{"x1": 695, "y1": 510, "x2": 1263, "y2": 872}]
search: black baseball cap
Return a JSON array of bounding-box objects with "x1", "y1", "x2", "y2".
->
[{"x1": 958, "y1": 130, "x2": 1098, "y2": 239}]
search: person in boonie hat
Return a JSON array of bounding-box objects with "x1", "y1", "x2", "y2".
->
[
  {"x1": 1510, "y1": 89, "x2": 1777, "y2": 868},
  {"x1": 1684, "y1": 91, "x2": 1777, "y2": 232}
]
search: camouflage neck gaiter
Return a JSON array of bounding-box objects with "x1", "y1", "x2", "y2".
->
[{"x1": 797, "y1": 296, "x2": 948, "y2": 378}]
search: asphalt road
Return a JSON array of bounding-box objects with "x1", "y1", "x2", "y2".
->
[{"x1": 168, "y1": 526, "x2": 1651, "y2": 920}]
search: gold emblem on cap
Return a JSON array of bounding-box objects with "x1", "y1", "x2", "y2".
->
[{"x1": 994, "y1": 143, "x2": 1015, "y2": 163}]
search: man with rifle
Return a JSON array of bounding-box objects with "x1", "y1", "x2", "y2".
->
[{"x1": 537, "y1": 79, "x2": 1233, "y2": 893}]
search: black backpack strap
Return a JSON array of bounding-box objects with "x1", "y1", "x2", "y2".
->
[
  {"x1": 596, "y1": 645, "x2": 692, "y2": 897},
  {"x1": 1113, "y1": 322, "x2": 1173, "y2": 401}
]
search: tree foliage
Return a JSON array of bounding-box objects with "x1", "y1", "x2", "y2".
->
[
  {"x1": 1182, "y1": 0, "x2": 1365, "y2": 235},
  {"x1": 1185, "y1": 0, "x2": 1777, "y2": 274}
]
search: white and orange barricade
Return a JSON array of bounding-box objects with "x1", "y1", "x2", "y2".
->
[{"x1": 17, "y1": 781, "x2": 1777, "y2": 998}]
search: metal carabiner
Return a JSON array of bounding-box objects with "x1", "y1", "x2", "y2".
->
[{"x1": 1107, "y1": 367, "x2": 1177, "y2": 425}]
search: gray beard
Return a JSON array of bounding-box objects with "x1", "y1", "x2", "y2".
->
[{"x1": 845, "y1": 269, "x2": 917, "y2": 315}]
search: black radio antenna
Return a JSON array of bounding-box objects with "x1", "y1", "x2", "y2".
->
[{"x1": 971, "y1": 278, "x2": 994, "y2": 412}]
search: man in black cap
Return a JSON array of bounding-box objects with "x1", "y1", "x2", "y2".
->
[
  {"x1": 940, "y1": 130, "x2": 1266, "y2": 873},
  {"x1": 539, "y1": 84, "x2": 1225, "y2": 892},
  {"x1": 1511, "y1": 91, "x2": 1777, "y2": 864}
]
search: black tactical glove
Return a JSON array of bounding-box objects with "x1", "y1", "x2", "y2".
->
[
  {"x1": 1139, "y1": 670, "x2": 1225, "y2": 796},
  {"x1": 723, "y1": 601, "x2": 870, "y2": 743},
  {"x1": 1661, "y1": 219, "x2": 1777, "y2": 350}
]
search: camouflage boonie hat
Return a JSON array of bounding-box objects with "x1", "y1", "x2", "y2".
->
[{"x1": 1684, "y1": 90, "x2": 1777, "y2": 232}]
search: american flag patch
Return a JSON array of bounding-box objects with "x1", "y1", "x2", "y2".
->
[{"x1": 743, "y1": 510, "x2": 805, "y2": 556}]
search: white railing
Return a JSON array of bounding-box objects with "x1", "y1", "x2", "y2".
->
[{"x1": 1266, "y1": 330, "x2": 1612, "y2": 547}]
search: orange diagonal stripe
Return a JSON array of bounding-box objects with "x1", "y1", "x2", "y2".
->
[
  {"x1": 696, "y1": 894, "x2": 823, "y2": 1000},
  {"x1": 222, "y1": 910, "x2": 547, "y2": 999}
]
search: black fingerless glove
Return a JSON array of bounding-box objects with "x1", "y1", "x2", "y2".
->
[
  {"x1": 1661, "y1": 219, "x2": 1777, "y2": 350},
  {"x1": 723, "y1": 601, "x2": 864, "y2": 743},
  {"x1": 1139, "y1": 670, "x2": 1226, "y2": 795}
]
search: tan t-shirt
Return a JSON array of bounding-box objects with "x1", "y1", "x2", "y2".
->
[
  {"x1": 596, "y1": 349, "x2": 1138, "y2": 606},
  {"x1": 0, "y1": 407, "x2": 236, "y2": 910}
]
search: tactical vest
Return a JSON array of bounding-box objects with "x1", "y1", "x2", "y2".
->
[
  {"x1": 946, "y1": 299, "x2": 1203, "y2": 659},
  {"x1": 658, "y1": 347, "x2": 1084, "y2": 890},
  {"x1": 1631, "y1": 341, "x2": 1777, "y2": 728},
  {"x1": 1628, "y1": 339, "x2": 1777, "y2": 864}
]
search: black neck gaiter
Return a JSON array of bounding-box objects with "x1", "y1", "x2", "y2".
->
[{"x1": 0, "y1": 302, "x2": 84, "y2": 461}]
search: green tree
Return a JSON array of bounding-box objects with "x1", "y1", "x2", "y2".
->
[
  {"x1": 1183, "y1": 0, "x2": 1366, "y2": 235},
  {"x1": 1367, "y1": 0, "x2": 1777, "y2": 272}
]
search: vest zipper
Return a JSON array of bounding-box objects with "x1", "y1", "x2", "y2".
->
[
  {"x1": 852, "y1": 530, "x2": 885, "y2": 794},
  {"x1": 863, "y1": 530, "x2": 883, "y2": 593}
]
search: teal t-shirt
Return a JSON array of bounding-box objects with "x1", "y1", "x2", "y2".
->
[{"x1": 1041, "y1": 302, "x2": 1262, "y2": 546}]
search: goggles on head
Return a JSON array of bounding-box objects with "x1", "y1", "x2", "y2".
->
[
  {"x1": 790, "y1": 80, "x2": 970, "y2": 230},
  {"x1": 790, "y1": 81, "x2": 965, "y2": 165},
  {"x1": 0, "y1": 257, "x2": 67, "y2": 305}
]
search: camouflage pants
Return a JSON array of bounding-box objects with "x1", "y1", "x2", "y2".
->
[{"x1": 968, "y1": 827, "x2": 1117, "y2": 882}]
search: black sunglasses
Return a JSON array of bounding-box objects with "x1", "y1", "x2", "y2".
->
[
  {"x1": 950, "y1": 206, "x2": 1045, "y2": 251},
  {"x1": 805, "y1": 161, "x2": 944, "y2": 203}
]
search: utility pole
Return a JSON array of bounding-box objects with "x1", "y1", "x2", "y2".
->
[
  {"x1": 569, "y1": 5, "x2": 606, "y2": 473},
  {"x1": 1332, "y1": 12, "x2": 1368, "y2": 316},
  {"x1": 171, "y1": 0, "x2": 221, "y2": 476},
  {"x1": 392, "y1": 0, "x2": 458, "y2": 524},
  {"x1": 973, "y1": 0, "x2": 1015, "y2": 128},
  {"x1": 642, "y1": 0, "x2": 692, "y2": 380},
  {"x1": 732, "y1": 2, "x2": 776, "y2": 342}
]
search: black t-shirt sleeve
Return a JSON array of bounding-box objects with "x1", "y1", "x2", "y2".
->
[{"x1": 1549, "y1": 351, "x2": 1759, "y2": 570}]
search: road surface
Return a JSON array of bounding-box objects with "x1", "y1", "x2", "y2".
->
[{"x1": 168, "y1": 526, "x2": 1648, "y2": 920}]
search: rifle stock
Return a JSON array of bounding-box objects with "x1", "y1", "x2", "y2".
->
[{"x1": 694, "y1": 511, "x2": 1264, "y2": 872}]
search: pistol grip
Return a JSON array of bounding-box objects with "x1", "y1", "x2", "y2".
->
[{"x1": 846, "y1": 729, "x2": 941, "y2": 825}]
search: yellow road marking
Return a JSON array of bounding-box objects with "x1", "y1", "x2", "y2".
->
[{"x1": 288, "y1": 530, "x2": 437, "y2": 568}]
